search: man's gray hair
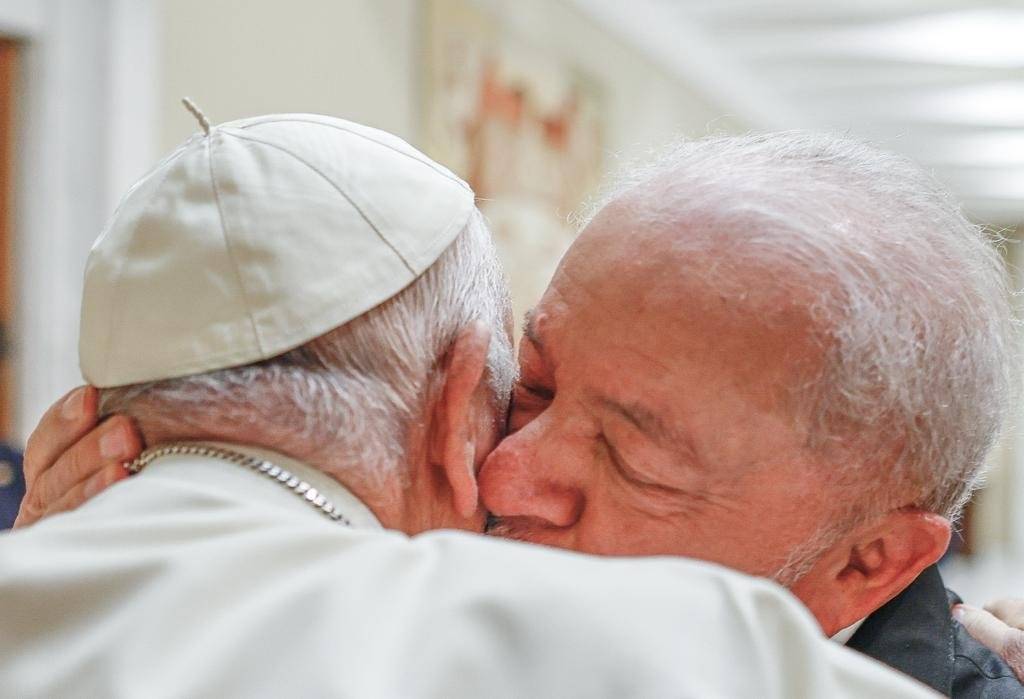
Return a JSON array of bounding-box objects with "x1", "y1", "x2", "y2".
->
[
  {"x1": 101, "y1": 209, "x2": 515, "y2": 490},
  {"x1": 585, "y1": 132, "x2": 1017, "y2": 526}
]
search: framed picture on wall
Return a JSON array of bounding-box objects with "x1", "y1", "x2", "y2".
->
[{"x1": 423, "y1": 0, "x2": 605, "y2": 325}]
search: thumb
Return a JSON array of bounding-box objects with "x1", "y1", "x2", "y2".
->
[
  {"x1": 954, "y1": 604, "x2": 1024, "y2": 682},
  {"x1": 954, "y1": 604, "x2": 1012, "y2": 653},
  {"x1": 985, "y1": 598, "x2": 1024, "y2": 629}
]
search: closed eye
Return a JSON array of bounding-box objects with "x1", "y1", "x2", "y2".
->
[
  {"x1": 508, "y1": 382, "x2": 553, "y2": 433},
  {"x1": 517, "y1": 382, "x2": 554, "y2": 401},
  {"x1": 602, "y1": 434, "x2": 685, "y2": 496}
]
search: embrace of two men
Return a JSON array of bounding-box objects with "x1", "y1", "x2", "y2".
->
[{"x1": 2, "y1": 111, "x2": 1022, "y2": 697}]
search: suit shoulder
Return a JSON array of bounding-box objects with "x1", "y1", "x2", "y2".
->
[{"x1": 951, "y1": 618, "x2": 1024, "y2": 698}]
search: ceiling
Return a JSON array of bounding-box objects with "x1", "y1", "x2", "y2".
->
[{"x1": 571, "y1": 0, "x2": 1024, "y2": 225}]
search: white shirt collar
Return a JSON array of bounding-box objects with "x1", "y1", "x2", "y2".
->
[{"x1": 830, "y1": 617, "x2": 866, "y2": 645}]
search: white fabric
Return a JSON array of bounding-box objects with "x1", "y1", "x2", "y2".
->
[
  {"x1": 79, "y1": 114, "x2": 474, "y2": 387},
  {"x1": 833, "y1": 618, "x2": 868, "y2": 646},
  {"x1": 0, "y1": 448, "x2": 937, "y2": 698},
  {"x1": 203, "y1": 441, "x2": 384, "y2": 530}
]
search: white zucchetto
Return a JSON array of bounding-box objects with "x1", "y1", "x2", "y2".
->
[{"x1": 80, "y1": 113, "x2": 474, "y2": 387}]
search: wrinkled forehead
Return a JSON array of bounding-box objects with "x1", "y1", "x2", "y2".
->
[
  {"x1": 543, "y1": 204, "x2": 828, "y2": 409},
  {"x1": 562, "y1": 202, "x2": 819, "y2": 322}
]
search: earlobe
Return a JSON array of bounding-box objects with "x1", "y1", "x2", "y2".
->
[{"x1": 451, "y1": 441, "x2": 480, "y2": 519}]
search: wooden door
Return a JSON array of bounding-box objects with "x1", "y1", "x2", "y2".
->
[{"x1": 0, "y1": 41, "x2": 15, "y2": 441}]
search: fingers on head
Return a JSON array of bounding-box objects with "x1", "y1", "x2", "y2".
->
[
  {"x1": 96, "y1": 416, "x2": 143, "y2": 462},
  {"x1": 29, "y1": 415, "x2": 141, "y2": 521},
  {"x1": 13, "y1": 496, "x2": 44, "y2": 529},
  {"x1": 45, "y1": 463, "x2": 129, "y2": 518},
  {"x1": 23, "y1": 386, "x2": 100, "y2": 487}
]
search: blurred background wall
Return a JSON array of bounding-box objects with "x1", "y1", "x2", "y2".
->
[{"x1": 0, "y1": 0, "x2": 1021, "y2": 594}]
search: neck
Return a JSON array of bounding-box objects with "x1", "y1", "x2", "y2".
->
[
  {"x1": 137, "y1": 421, "x2": 445, "y2": 533},
  {"x1": 317, "y1": 445, "x2": 485, "y2": 534},
  {"x1": 336, "y1": 449, "x2": 479, "y2": 535}
]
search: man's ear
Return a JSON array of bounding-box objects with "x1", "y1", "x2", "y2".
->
[
  {"x1": 430, "y1": 321, "x2": 492, "y2": 519},
  {"x1": 793, "y1": 509, "x2": 951, "y2": 635}
]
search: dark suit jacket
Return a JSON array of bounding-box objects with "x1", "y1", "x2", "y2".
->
[
  {"x1": 848, "y1": 564, "x2": 1022, "y2": 697},
  {"x1": 0, "y1": 444, "x2": 25, "y2": 530}
]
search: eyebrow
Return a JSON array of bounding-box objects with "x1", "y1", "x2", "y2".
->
[
  {"x1": 602, "y1": 398, "x2": 710, "y2": 474},
  {"x1": 523, "y1": 309, "x2": 544, "y2": 350}
]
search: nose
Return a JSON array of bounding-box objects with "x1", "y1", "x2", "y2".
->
[{"x1": 477, "y1": 428, "x2": 584, "y2": 528}]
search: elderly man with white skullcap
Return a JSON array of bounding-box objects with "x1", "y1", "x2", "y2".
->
[{"x1": 0, "y1": 110, "x2": 934, "y2": 697}]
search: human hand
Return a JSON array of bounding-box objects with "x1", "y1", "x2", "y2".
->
[
  {"x1": 953, "y1": 600, "x2": 1024, "y2": 683},
  {"x1": 14, "y1": 386, "x2": 142, "y2": 527}
]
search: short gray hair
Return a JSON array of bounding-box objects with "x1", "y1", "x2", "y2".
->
[
  {"x1": 585, "y1": 131, "x2": 1017, "y2": 523},
  {"x1": 101, "y1": 209, "x2": 515, "y2": 490}
]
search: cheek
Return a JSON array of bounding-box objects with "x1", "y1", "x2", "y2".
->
[{"x1": 476, "y1": 413, "x2": 503, "y2": 468}]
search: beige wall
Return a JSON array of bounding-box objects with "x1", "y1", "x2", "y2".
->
[
  {"x1": 158, "y1": 0, "x2": 739, "y2": 160},
  {"x1": 159, "y1": 0, "x2": 419, "y2": 151}
]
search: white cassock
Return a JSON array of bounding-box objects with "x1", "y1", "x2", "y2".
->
[{"x1": 0, "y1": 444, "x2": 937, "y2": 698}]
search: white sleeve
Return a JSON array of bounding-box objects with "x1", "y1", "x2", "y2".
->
[{"x1": 397, "y1": 532, "x2": 939, "y2": 698}]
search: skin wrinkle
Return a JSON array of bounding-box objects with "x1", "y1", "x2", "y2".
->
[
  {"x1": 598, "y1": 397, "x2": 710, "y2": 486},
  {"x1": 609, "y1": 341, "x2": 679, "y2": 382},
  {"x1": 584, "y1": 349, "x2": 701, "y2": 479},
  {"x1": 600, "y1": 399, "x2": 679, "y2": 454},
  {"x1": 611, "y1": 447, "x2": 740, "y2": 521}
]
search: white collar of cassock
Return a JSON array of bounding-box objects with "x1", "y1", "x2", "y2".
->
[{"x1": 141, "y1": 441, "x2": 384, "y2": 530}]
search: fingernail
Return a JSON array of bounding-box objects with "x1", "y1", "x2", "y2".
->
[
  {"x1": 100, "y1": 427, "x2": 128, "y2": 460},
  {"x1": 62, "y1": 388, "x2": 85, "y2": 421},
  {"x1": 952, "y1": 606, "x2": 965, "y2": 621}
]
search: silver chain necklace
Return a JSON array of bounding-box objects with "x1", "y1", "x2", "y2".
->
[{"x1": 126, "y1": 443, "x2": 351, "y2": 526}]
